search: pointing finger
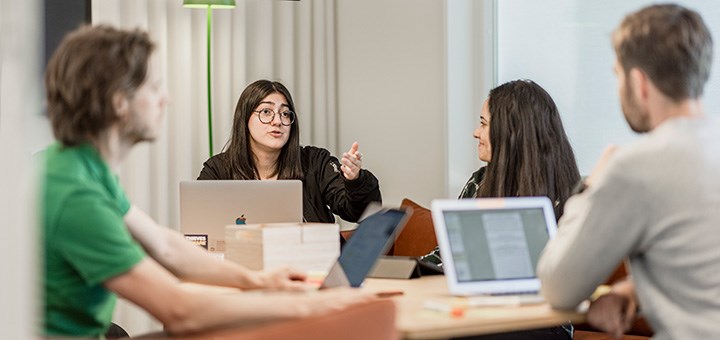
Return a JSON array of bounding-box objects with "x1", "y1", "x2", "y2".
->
[{"x1": 349, "y1": 142, "x2": 359, "y2": 155}]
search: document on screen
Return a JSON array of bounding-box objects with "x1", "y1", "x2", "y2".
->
[{"x1": 482, "y1": 212, "x2": 533, "y2": 279}]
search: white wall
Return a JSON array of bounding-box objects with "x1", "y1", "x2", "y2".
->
[
  {"x1": 336, "y1": 0, "x2": 447, "y2": 208},
  {"x1": 0, "y1": 0, "x2": 40, "y2": 338},
  {"x1": 446, "y1": 0, "x2": 494, "y2": 197},
  {"x1": 497, "y1": 0, "x2": 720, "y2": 175}
]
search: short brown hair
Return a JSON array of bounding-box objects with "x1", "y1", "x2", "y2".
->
[
  {"x1": 613, "y1": 4, "x2": 713, "y2": 101},
  {"x1": 45, "y1": 25, "x2": 155, "y2": 146}
]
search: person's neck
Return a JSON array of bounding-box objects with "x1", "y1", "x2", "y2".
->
[
  {"x1": 253, "y1": 147, "x2": 280, "y2": 180},
  {"x1": 91, "y1": 127, "x2": 133, "y2": 172},
  {"x1": 650, "y1": 97, "x2": 705, "y2": 129}
]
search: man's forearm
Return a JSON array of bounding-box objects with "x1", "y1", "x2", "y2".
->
[
  {"x1": 124, "y1": 206, "x2": 258, "y2": 289},
  {"x1": 107, "y1": 258, "x2": 367, "y2": 335},
  {"x1": 161, "y1": 229, "x2": 256, "y2": 287}
]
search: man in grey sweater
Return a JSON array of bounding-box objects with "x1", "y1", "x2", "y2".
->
[{"x1": 537, "y1": 4, "x2": 720, "y2": 340}]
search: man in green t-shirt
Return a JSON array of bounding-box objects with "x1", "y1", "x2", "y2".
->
[{"x1": 42, "y1": 25, "x2": 372, "y2": 338}]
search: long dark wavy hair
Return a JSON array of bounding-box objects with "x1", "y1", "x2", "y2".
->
[
  {"x1": 224, "y1": 79, "x2": 303, "y2": 180},
  {"x1": 478, "y1": 80, "x2": 580, "y2": 218}
]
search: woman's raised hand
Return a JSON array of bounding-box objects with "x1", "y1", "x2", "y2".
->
[{"x1": 341, "y1": 142, "x2": 363, "y2": 180}]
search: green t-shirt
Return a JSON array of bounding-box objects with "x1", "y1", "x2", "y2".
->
[{"x1": 42, "y1": 143, "x2": 146, "y2": 337}]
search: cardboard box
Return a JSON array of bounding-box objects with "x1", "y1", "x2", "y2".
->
[{"x1": 225, "y1": 223, "x2": 340, "y2": 272}]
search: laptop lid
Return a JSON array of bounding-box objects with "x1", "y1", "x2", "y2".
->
[
  {"x1": 431, "y1": 197, "x2": 557, "y2": 296},
  {"x1": 180, "y1": 180, "x2": 303, "y2": 252},
  {"x1": 321, "y1": 207, "x2": 411, "y2": 288}
]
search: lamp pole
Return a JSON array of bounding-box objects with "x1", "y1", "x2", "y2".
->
[
  {"x1": 206, "y1": 6, "x2": 214, "y2": 158},
  {"x1": 183, "y1": 0, "x2": 236, "y2": 158}
]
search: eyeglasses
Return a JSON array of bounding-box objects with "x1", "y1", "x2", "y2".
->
[{"x1": 253, "y1": 108, "x2": 295, "y2": 126}]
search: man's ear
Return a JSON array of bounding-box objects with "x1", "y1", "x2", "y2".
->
[
  {"x1": 628, "y1": 68, "x2": 649, "y2": 102},
  {"x1": 112, "y1": 91, "x2": 129, "y2": 118}
]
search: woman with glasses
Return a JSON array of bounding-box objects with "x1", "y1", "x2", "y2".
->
[
  {"x1": 421, "y1": 79, "x2": 580, "y2": 340},
  {"x1": 198, "y1": 79, "x2": 381, "y2": 227}
]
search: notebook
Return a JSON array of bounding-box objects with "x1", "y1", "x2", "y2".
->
[
  {"x1": 430, "y1": 197, "x2": 557, "y2": 300},
  {"x1": 321, "y1": 206, "x2": 411, "y2": 288},
  {"x1": 180, "y1": 180, "x2": 303, "y2": 252}
]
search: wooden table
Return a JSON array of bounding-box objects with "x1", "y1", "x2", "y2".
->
[
  {"x1": 362, "y1": 276, "x2": 586, "y2": 339},
  {"x1": 132, "y1": 276, "x2": 586, "y2": 339}
]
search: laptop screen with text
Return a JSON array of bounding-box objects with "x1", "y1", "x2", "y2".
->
[
  {"x1": 431, "y1": 197, "x2": 557, "y2": 296},
  {"x1": 441, "y1": 207, "x2": 549, "y2": 282}
]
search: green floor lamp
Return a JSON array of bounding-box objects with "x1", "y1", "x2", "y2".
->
[{"x1": 183, "y1": 0, "x2": 236, "y2": 158}]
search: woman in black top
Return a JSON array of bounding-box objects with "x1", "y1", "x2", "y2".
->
[
  {"x1": 423, "y1": 79, "x2": 580, "y2": 340},
  {"x1": 198, "y1": 79, "x2": 381, "y2": 224},
  {"x1": 461, "y1": 80, "x2": 579, "y2": 216}
]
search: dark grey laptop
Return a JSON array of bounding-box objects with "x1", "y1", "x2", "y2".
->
[{"x1": 321, "y1": 207, "x2": 411, "y2": 288}]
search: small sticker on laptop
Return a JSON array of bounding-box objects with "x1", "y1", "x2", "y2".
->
[{"x1": 184, "y1": 234, "x2": 208, "y2": 250}]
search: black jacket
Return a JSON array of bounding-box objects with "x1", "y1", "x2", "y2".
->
[
  {"x1": 458, "y1": 167, "x2": 487, "y2": 199},
  {"x1": 198, "y1": 146, "x2": 382, "y2": 223}
]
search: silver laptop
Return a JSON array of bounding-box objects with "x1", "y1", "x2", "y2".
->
[
  {"x1": 180, "y1": 180, "x2": 303, "y2": 252},
  {"x1": 431, "y1": 197, "x2": 557, "y2": 300}
]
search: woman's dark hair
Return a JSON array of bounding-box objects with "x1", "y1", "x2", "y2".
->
[
  {"x1": 224, "y1": 79, "x2": 303, "y2": 180},
  {"x1": 478, "y1": 79, "x2": 580, "y2": 218}
]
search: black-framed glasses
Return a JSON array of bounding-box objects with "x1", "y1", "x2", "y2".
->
[{"x1": 253, "y1": 108, "x2": 295, "y2": 126}]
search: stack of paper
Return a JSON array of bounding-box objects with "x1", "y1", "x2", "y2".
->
[{"x1": 224, "y1": 223, "x2": 340, "y2": 272}]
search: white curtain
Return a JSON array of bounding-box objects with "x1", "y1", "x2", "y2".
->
[
  {"x1": 91, "y1": 0, "x2": 338, "y2": 335},
  {"x1": 1, "y1": 0, "x2": 40, "y2": 337}
]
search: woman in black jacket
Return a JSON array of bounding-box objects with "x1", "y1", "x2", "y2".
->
[
  {"x1": 423, "y1": 79, "x2": 580, "y2": 340},
  {"x1": 198, "y1": 79, "x2": 381, "y2": 225},
  {"x1": 459, "y1": 79, "x2": 579, "y2": 216}
]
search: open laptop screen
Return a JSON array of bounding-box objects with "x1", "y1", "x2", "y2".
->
[
  {"x1": 179, "y1": 180, "x2": 303, "y2": 252},
  {"x1": 321, "y1": 208, "x2": 409, "y2": 288},
  {"x1": 441, "y1": 207, "x2": 549, "y2": 282},
  {"x1": 337, "y1": 209, "x2": 407, "y2": 286},
  {"x1": 431, "y1": 197, "x2": 558, "y2": 296}
]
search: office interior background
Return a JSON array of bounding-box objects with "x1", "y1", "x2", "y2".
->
[{"x1": 1, "y1": 0, "x2": 718, "y2": 337}]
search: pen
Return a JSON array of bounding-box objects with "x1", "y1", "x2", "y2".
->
[{"x1": 376, "y1": 290, "x2": 404, "y2": 298}]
